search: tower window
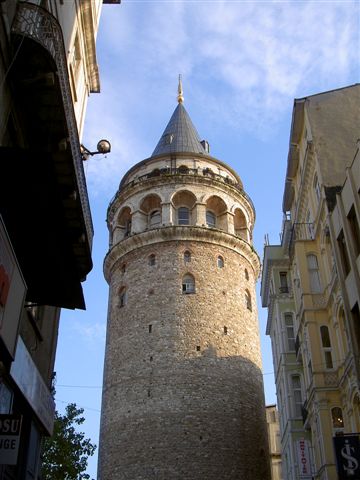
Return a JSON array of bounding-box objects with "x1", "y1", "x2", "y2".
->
[
  {"x1": 217, "y1": 256, "x2": 224, "y2": 268},
  {"x1": 245, "y1": 268, "x2": 249, "y2": 280},
  {"x1": 206, "y1": 210, "x2": 216, "y2": 228},
  {"x1": 119, "y1": 287, "x2": 127, "y2": 308},
  {"x1": 184, "y1": 250, "x2": 191, "y2": 263},
  {"x1": 148, "y1": 254, "x2": 156, "y2": 266},
  {"x1": 178, "y1": 207, "x2": 190, "y2": 225},
  {"x1": 182, "y1": 274, "x2": 195, "y2": 294},
  {"x1": 196, "y1": 345, "x2": 201, "y2": 351},
  {"x1": 149, "y1": 210, "x2": 161, "y2": 228},
  {"x1": 149, "y1": 325, "x2": 152, "y2": 333},
  {"x1": 245, "y1": 290, "x2": 252, "y2": 311},
  {"x1": 224, "y1": 326, "x2": 228, "y2": 335}
]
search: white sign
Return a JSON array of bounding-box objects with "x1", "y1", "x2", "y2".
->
[
  {"x1": 0, "y1": 415, "x2": 22, "y2": 465},
  {"x1": 297, "y1": 438, "x2": 312, "y2": 479},
  {"x1": 10, "y1": 338, "x2": 55, "y2": 435}
]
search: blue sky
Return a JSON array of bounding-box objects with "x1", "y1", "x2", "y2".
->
[{"x1": 54, "y1": 1, "x2": 359, "y2": 477}]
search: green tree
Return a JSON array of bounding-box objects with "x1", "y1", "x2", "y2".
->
[{"x1": 41, "y1": 403, "x2": 96, "y2": 480}]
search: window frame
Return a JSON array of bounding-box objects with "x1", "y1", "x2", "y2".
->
[
  {"x1": 178, "y1": 207, "x2": 190, "y2": 226},
  {"x1": 182, "y1": 274, "x2": 195, "y2": 294}
]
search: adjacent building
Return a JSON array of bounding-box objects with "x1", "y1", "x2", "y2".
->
[
  {"x1": 261, "y1": 84, "x2": 360, "y2": 480},
  {"x1": 0, "y1": 0, "x2": 115, "y2": 477},
  {"x1": 99, "y1": 84, "x2": 271, "y2": 479},
  {"x1": 266, "y1": 405, "x2": 283, "y2": 480}
]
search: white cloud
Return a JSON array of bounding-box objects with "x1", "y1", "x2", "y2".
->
[
  {"x1": 84, "y1": 0, "x2": 359, "y2": 190},
  {"x1": 72, "y1": 321, "x2": 106, "y2": 345}
]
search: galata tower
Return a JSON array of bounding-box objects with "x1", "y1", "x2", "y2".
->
[{"x1": 99, "y1": 80, "x2": 270, "y2": 480}]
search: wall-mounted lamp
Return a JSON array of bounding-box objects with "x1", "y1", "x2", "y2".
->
[{"x1": 80, "y1": 139, "x2": 111, "y2": 161}]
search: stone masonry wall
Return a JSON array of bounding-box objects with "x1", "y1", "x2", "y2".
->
[{"x1": 99, "y1": 239, "x2": 270, "y2": 480}]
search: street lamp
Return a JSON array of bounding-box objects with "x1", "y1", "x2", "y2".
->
[{"x1": 80, "y1": 139, "x2": 111, "y2": 161}]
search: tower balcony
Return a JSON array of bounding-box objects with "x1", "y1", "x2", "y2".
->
[
  {"x1": 109, "y1": 165, "x2": 255, "y2": 216},
  {"x1": 0, "y1": 2, "x2": 93, "y2": 309}
]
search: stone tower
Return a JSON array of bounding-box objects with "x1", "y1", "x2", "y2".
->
[{"x1": 99, "y1": 83, "x2": 270, "y2": 480}]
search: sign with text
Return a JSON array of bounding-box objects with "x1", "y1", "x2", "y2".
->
[
  {"x1": 334, "y1": 435, "x2": 360, "y2": 479},
  {"x1": 0, "y1": 415, "x2": 22, "y2": 465},
  {"x1": 10, "y1": 337, "x2": 55, "y2": 435},
  {"x1": 296, "y1": 438, "x2": 312, "y2": 479},
  {"x1": 0, "y1": 216, "x2": 26, "y2": 359}
]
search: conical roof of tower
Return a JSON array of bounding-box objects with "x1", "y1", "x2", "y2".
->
[{"x1": 151, "y1": 102, "x2": 206, "y2": 157}]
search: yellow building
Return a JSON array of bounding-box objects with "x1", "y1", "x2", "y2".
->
[
  {"x1": 261, "y1": 84, "x2": 360, "y2": 480},
  {"x1": 266, "y1": 405, "x2": 283, "y2": 480}
]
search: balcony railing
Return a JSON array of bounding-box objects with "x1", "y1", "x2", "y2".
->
[
  {"x1": 109, "y1": 167, "x2": 254, "y2": 214},
  {"x1": 12, "y1": 3, "x2": 93, "y2": 247},
  {"x1": 289, "y1": 222, "x2": 314, "y2": 257}
]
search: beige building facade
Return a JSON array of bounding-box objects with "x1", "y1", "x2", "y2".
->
[
  {"x1": 0, "y1": 0, "x2": 115, "y2": 477},
  {"x1": 266, "y1": 405, "x2": 283, "y2": 480},
  {"x1": 99, "y1": 90, "x2": 270, "y2": 479},
  {"x1": 261, "y1": 84, "x2": 360, "y2": 480}
]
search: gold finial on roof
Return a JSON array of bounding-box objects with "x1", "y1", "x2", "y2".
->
[{"x1": 177, "y1": 74, "x2": 184, "y2": 103}]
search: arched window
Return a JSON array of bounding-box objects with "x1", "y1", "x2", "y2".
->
[
  {"x1": 307, "y1": 254, "x2": 321, "y2": 293},
  {"x1": 320, "y1": 325, "x2": 333, "y2": 369},
  {"x1": 245, "y1": 268, "x2": 249, "y2": 280},
  {"x1": 184, "y1": 251, "x2": 191, "y2": 263},
  {"x1": 121, "y1": 263, "x2": 126, "y2": 274},
  {"x1": 331, "y1": 407, "x2": 344, "y2": 430},
  {"x1": 148, "y1": 254, "x2": 156, "y2": 266},
  {"x1": 178, "y1": 207, "x2": 190, "y2": 225},
  {"x1": 217, "y1": 256, "x2": 224, "y2": 268},
  {"x1": 149, "y1": 210, "x2": 161, "y2": 227},
  {"x1": 206, "y1": 210, "x2": 216, "y2": 228},
  {"x1": 119, "y1": 287, "x2": 127, "y2": 308},
  {"x1": 245, "y1": 289, "x2": 252, "y2": 311},
  {"x1": 284, "y1": 313, "x2": 295, "y2": 351},
  {"x1": 182, "y1": 274, "x2": 195, "y2": 294}
]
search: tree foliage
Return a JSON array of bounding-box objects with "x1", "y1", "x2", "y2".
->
[{"x1": 41, "y1": 403, "x2": 96, "y2": 480}]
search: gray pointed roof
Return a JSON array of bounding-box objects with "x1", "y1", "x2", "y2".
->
[{"x1": 152, "y1": 103, "x2": 206, "y2": 157}]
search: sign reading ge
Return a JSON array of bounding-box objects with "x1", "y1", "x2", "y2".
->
[{"x1": 0, "y1": 415, "x2": 22, "y2": 465}]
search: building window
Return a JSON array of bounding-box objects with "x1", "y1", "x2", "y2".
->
[
  {"x1": 217, "y1": 256, "x2": 224, "y2": 268},
  {"x1": 119, "y1": 287, "x2": 127, "y2": 308},
  {"x1": 206, "y1": 210, "x2": 216, "y2": 228},
  {"x1": 331, "y1": 407, "x2": 344, "y2": 431},
  {"x1": 178, "y1": 207, "x2": 190, "y2": 225},
  {"x1": 182, "y1": 274, "x2": 195, "y2": 294},
  {"x1": 313, "y1": 173, "x2": 321, "y2": 202},
  {"x1": 149, "y1": 210, "x2": 161, "y2": 228},
  {"x1": 284, "y1": 313, "x2": 295, "y2": 351},
  {"x1": 337, "y1": 230, "x2": 351, "y2": 276},
  {"x1": 320, "y1": 325, "x2": 333, "y2": 369},
  {"x1": 279, "y1": 272, "x2": 289, "y2": 293},
  {"x1": 184, "y1": 250, "x2": 191, "y2": 263},
  {"x1": 245, "y1": 268, "x2": 249, "y2": 280},
  {"x1": 307, "y1": 254, "x2": 322, "y2": 293},
  {"x1": 347, "y1": 206, "x2": 360, "y2": 257},
  {"x1": 291, "y1": 375, "x2": 303, "y2": 417},
  {"x1": 125, "y1": 219, "x2": 132, "y2": 237},
  {"x1": 245, "y1": 289, "x2": 252, "y2": 311},
  {"x1": 148, "y1": 254, "x2": 156, "y2": 266}
]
